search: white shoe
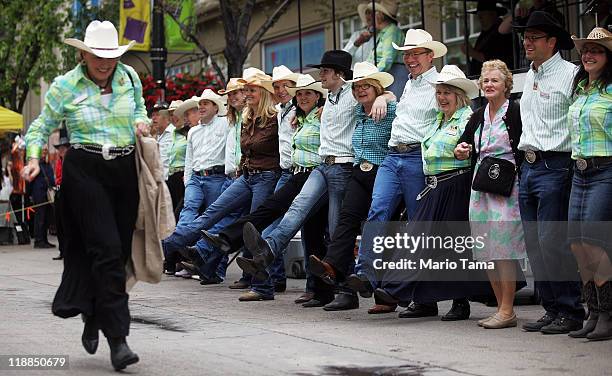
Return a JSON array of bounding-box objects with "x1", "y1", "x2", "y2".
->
[
  {"x1": 191, "y1": 274, "x2": 201, "y2": 281},
  {"x1": 174, "y1": 269, "x2": 192, "y2": 278}
]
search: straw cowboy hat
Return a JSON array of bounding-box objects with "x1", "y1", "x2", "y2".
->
[
  {"x1": 572, "y1": 27, "x2": 612, "y2": 52},
  {"x1": 261, "y1": 65, "x2": 300, "y2": 93},
  {"x1": 513, "y1": 11, "x2": 573, "y2": 50},
  {"x1": 286, "y1": 74, "x2": 328, "y2": 97},
  {"x1": 218, "y1": 78, "x2": 245, "y2": 95},
  {"x1": 346, "y1": 61, "x2": 394, "y2": 88},
  {"x1": 174, "y1": 97, "x2": 199, "y2": 120},
  {"x1": 431, "y1": 65, "x2": 479, "y2": 99},
  {"x1": 392, "y1": 29, "x2": 447, "y2": 58},
  {"x1": 238, "y1": 68, "x2": 275, "y2": 94},
  {"x1": 160, "y1": 100, "x2": 182, "y2": 117},
  {"x1": 198, "y1": 89, "x2": 227, "y2": 116},
  {"x1": 64, "y1": 20, "x2": 135, "y2": 59},
  {"x1": 357, "y1": 0, "x2": 399, "y2": 25}
]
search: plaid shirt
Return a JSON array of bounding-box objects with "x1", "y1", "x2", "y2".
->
[
  {"x1": 292, "y1": 107, "x2": 321, "y2": 168},
  {"x1": 352, "y1": 101, "x2": 395, "y2": 165},
  {"x1": 25, "y1": 63, "x2": 149, "y2": 159},
  {"x1": 569, "y1": 80, "x2": 612, "y2": 159},
  {"x1": 422, "y1": 106, "x2": 472, "y2": 175},
  {"x1": 367, "y1": 23, "x2": 404, "y2": 73},
  {"x1": 168, "y1": 128, "x2": 188, "y2": 175}
]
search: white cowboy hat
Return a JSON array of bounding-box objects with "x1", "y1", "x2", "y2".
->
[
  {"x1": 174, "y1": 97, "x2": 200, "y2": 120},
  {"x1": 346, "y1": 61, "x2": 394, "y2": 88},
  {"x1": 431, "y1": 65, "x2": 479, "y2": 99},
  {"x1": 286, "y1": 74, "x2": 328, "y2": 97},
  {"x1": 160, "y1": 100, "x2": 183, "y2": 117},
  {"x1": 218, "y1": 78, "x2": 245, "y2": 95},
  {"x1": 198, "y1": 89, "x2": 227, "y2": 116},
  {"x1": 392, "y1": 29, "x2": 447, "y2": 58},
  {"x1": 357, "y1": 0, "x2": 399, "y2": 25},
  {"x1": 261, "y1": 65, "x2": 300, "y2": 93},
  {"x1": 572, "y1": 27, "x2": 612, "y2": 52},
  {"x1": 238, "y1": 69, "x2": 275, "y2": 94},
  {"x1": 64, "y1": 20, "x2": 135, "y2": 59}
]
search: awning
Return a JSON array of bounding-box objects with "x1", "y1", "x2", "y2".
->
[{"x1": 0, "y1": 106, "x2": 23, "y2": 131}]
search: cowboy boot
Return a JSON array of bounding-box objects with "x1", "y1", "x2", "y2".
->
[
  {"x1": 107, "y1": 337, "x2": 139, "y2": 371},
  {"x1": 81, "y1": 314, "x2": 98, "y2": 354},
  {"x1": 587, "y1": 281, "x2": 612, "y2": 341},
  {"x1": 569, "y1": 281, "x2": 599, "y2": 338}
]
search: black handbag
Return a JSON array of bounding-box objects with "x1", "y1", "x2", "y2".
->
[{"x1": 471, "y1": 121, "x2": 517, "y2": 197}]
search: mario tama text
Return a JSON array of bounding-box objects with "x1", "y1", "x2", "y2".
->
[{"x1": 373, "y1": 258, "x2": 494, "y2": 271}]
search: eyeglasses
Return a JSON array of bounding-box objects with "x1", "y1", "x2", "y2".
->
[
  {"x1": 352, "y1": 83, "x2": 372, "y2": 91},
  {"x1": 580, "y1": 48, "x2": 606, "y2": 55},
  {"x1": 402, "y1": 50, "x2": 430, "y2": 58},
  {"x1": 519, "y1": 34, "x2": 548, "y2": 43}
]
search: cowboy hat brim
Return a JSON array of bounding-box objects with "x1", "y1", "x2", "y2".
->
[
  {"x1": 286, "y1": 81, "x2": 328, "y2": 97},
  {"x1": 571, "y1": 35, "x2": 612, "y2": 52},
  {"x1": 357, "y1": 3, "x2": 398, "y2": 24},
  {"x1": 64, "y1": 38, "x2": 135, "y2": 59},
  {"x1": 347, "y1": 71, "x2": 395, "y2": 89},
  {"x1": 392, "y1": 41, "x2": 448, "y2": 58},
  {"x1": 237, "y1": 78, "x2": 276, "y2": 94},
  {"x1": 432, "y1": 77, "x2": 480, "y2": 99}
]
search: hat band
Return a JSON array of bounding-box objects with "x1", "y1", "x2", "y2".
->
[{"x1": 90, "y1": 46, "x2": 121, "y2": 51}]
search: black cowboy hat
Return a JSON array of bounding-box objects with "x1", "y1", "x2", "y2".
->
[
  {"x1": 513, "y1": 11, "x2": 573, "y2": 50},
  {"x1": 307, "y1": 50, "x2": 353, "y2": 80},
  {"x1": 467, "y1": 1, "x2": 507, "y2": 16},
  {"x1": 152, "y1": 102, "x2": 169, "y2": 112},
  {"x1": 54, "y1": 128, "x2": 70, "y2": 148}
]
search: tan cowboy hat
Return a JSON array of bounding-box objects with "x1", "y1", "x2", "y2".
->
[
  {"x1": 346, "y1": 61, "x2": 394, "y2": 88},
  {"x1": 357, "y1": 0, "x2": 399, "y2": 25},
  {"x1": 392, "y1": 29, "x2": 447, "y2": 58},
  {"x1": 260, "y1": 65, "x2": 300, "y2": 93},
  {"x1": 218, "y1": 78, "x2": 244, "y2": 95},
  {"x1": 64, "y1": 20, "x2": 135, "y2": 59},
  {"x1": 160, "y1": 100, "x2": 182, "y2": 117},
  {"x1": 572, "y1": 27, "x2": 612, "y2": 52},
  {"x1": 174, "y1": 97, "x2": 199, "y2": 120},
  {"x1": 238, "y1": 69, "x2": 275, "y2": 94},
  {"x1": 286, "y1": 74, "x2": 328, "y2": 97},
  {"x1": 431, "y1": 65, "x2": 479, "y2": 99},
  {"x1": 198, "y1": 89, "x2": 227, "y2": 116}
]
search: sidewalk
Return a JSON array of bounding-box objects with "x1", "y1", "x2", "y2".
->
[{"x1": 0, "y1": 243, "x2": 610, "y2": 375}]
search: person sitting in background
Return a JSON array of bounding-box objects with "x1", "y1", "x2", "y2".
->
[{"x1": 343, "y1": 1, "x2": 375, "y2": 66}]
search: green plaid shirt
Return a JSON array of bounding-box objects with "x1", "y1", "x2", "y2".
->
[
  {"x1": 292, "y1": 108, "x2": 321, "y2": 168},
  {"x1": 569, "y1": 80, "x2": 612, "y2": 159},
  {"x1": 367, "y1": 23, "x2": 404, "y2": 73},
  {"x1": 169, "y1": 128, "x2": 188, "y2": 175},
  {"x1": 25, "y1": 63, "x2": 149, "y2": 158},
  {"x1": 422, "y1": 106, "x2": 472, "y2": 175}
]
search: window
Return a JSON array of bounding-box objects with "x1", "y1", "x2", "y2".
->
[
  {"x1": 339, "y1": 15, "x2": 362, "y2": 49},
  {"x1": 397, "y1": 0, "x2": 422, "y2": 30},
  {"x1": 262, "y1": 28, "x2": 325, "y2": 72},
  {"x1": 441, "y1": 3, "x2": 482, "y2": 71}
]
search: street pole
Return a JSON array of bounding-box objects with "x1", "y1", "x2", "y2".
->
[{"x1": 151, "y1": 0, "x2": 167, "y2": 102}]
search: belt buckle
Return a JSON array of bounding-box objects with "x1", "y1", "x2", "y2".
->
[
  {"x1": 576, "y1": 158, "x2": 588, "y2": 171},
  {"x1": 396, "y1": 144, "x2": 408, "y2": 153},
  {"x1": 525, "y1": 150, "x2": 536, "y2": 164},
  {"x1": 426, "y1": 176, "x2": 438, "y2": 189},
  {"x1": 325, "y1": 156, "x2": 335, "y2": 165},
  {"x1": 359, "y1": 161, "x2": 373, "y2": 172},
  {"x1": 101, "y1": 144, "x2": 116, "y2": 160}
]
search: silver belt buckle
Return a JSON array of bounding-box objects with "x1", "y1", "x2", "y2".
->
[
  {"x1": 359, "y1": 161, "x2": 373, "y2": 172},
  {"x1": 576, "y1": 158, "x2": 588, "y2": 171},
  {"x1": 325, "y1": 156, "x2": 335, "y2": 165},
  {"x1": 396, "y1": 144, "x2": 408, "y2": 153},
  {"x1": 426, "y1": 176, "x2": 438, "y2": 189},
  {"x1": 101, "y1": 144, "x2": 116, "y2": 160},
  {"x1": 525, "y1": 150, "x2": 536, "y2": 164}
]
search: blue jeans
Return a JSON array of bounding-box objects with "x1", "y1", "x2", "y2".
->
[
  {"x1": 163, "y1": 171, "x2": 280, "y2": 257},
  {"x1": 265, "y1": 163, "x2": 352, "y2": 257},
  {"x1": 355, "y1": 150, "x2": 425, "y2": 287},
  {"x1": 177, "y1": 174, "x2": 227, "y2": 227},
  {"x1": 519, "y1": 155, "x2": 584, "y2": 322}
]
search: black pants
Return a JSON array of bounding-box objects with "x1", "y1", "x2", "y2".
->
[
  {"x1": 167, "y1": 171, "x2": 185, "y2": 221},
  {"x1": 52, "y1": 149, "x2": 138, "y2": 338},
  {"x1": 33, "y1": 194, "x2": 51, "y2": 245},
  {"x1": 301, "y1": 202, "x2": 334, "y2": 300},
  {"x1": 55, "y1": 189, "x2": 65, "y2": 257},
  {"x1": 324, "y1": 165, "x2": 378, "y2": 279}
]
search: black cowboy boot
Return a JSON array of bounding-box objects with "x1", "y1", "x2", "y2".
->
[
  {"x1": 569, "y1": 281, "x2": 599, "y2": 338},
  {"x1": 587, "y1": 281, "x2": 612, "y2": 341}
]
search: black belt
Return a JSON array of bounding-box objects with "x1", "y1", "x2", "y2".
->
[
  {"x1": 194, "y1": 165, "x2": 225, "y2": 176},
  {"x1": 72, "y1": 143, "x2": 135, "y2": 160},
  {"x1": 416, "y1": 168, "x2": 471, "y2": 201},
  {"x1": 574, "y1": 156, "x2": 612, "y2": 171},
  {"x1": 390, "y1": 143, "x2": 420, "y2": 154},
  {"x1": 524, "y1": 150, "x2": 571, "y2": 164},
  {"x1": 292, "y1": 165, "x2": 316, "y2": 174}
]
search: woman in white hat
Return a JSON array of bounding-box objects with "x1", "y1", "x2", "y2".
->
[
  {"x1": 375, "y1": 65, "x2": 493, "y2": 322},
  {"x1": 565, "y1": 27, "x2": 612, "y2": 341},
  {"x1": 23, "y1": 20, "x2": 147, "y2": 370},
  {"x1": 455, "y1": 60, "x2": 526, "y2": 329}
]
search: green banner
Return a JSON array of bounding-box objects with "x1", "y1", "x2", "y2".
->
[{"x1": 165, "y1": 0, "x2": 196, "y2": 51}]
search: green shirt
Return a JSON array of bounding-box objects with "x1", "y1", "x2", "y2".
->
[
  {"x1": 569, "y1": 79, "x2": 612, "y2": 159},
  {"x1": 367, "y1": 23, "x2": 404, "y2": 73},
  {"x1": 291, "y1": 108, "x2": 321, "y2": 168},
  {"x1": 25, "y1": 62, "x2": 149, "y2": 158},
  {"x1": 422, "y1": 106, "x2": 472, "y2": 175},
  {"x1": 169, "y1": 128, "x2": 188, "y2": 175}
]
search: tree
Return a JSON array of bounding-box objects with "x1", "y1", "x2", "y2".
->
[{"x1": 0, "y1": 0, "x2": 69, "y2": 113}]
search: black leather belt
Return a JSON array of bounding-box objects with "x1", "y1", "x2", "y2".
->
[
  {"x1": 416, "y1": 168, "x2": 471, "y2": 201},
  {"x1": 574, "y1": 156, "x2": 612, "y2": 171},
  {"x1": 194, "y1": 165, "x2": 225, "y2": 176},
  {"x1": 390, "y1": 143, "x2": 420, "y2": 153},
  {"x1": 292, "y1": 165, "x2": 316, "y2": 174},
  {"x1": 524, "y1": 150, "x2": 571, "y2": 164}
]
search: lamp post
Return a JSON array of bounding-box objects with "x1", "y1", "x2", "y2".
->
[{"x1": 151, "y1": 0, "x2": 167, "y2": 101}]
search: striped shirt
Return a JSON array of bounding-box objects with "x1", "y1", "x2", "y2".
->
[
  {"x1": 277, "y1": 102, "x2": 297, "y2": 169},
  {"x1": 158, "y1": 123, "x2": 175, "y2": 181},
  {"x1": 422, "y1": 106, "x2": 473, "y2": 175},
  {"x1": 353, "y1": 101, "x2": 395, "y2": 165},
  {"x1": 367, "y1": 23, "x2": 404, "y2": 73},
  {"x1": 184, "y1": 115, "x2": 228, "y2": 183},
  {"x1": 569, "y1": 80, "x2": 612, "y2": 159},
  {"x1": 25, "y1": 63, "x2": 149, "y2": 159},
  {"x1": 519, "y1": 52, "x2": 577, "y2": 152},
  {"x1": 292, "y1": 107, "x2": 321, "y2": 168},
  {"x1": 225, "y1": 114, "x2": 242, "y2": 175},
  {"x1": 169, "y1": 127, "x2": 188, "y2": 175},
  {"x1": 319, "y1": 82, "x2": 358, "y2": 158},
  {"x1": 389, "y1": 67, "x2": 439, "y2": 147}
]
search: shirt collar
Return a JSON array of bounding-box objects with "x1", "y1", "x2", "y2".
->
[
  {"x1": 436, "y1": 106, "x2": 468, "y2": 123},
  {"x1": 531, "y1": 52, "x2": 562, "y2": 74}
]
